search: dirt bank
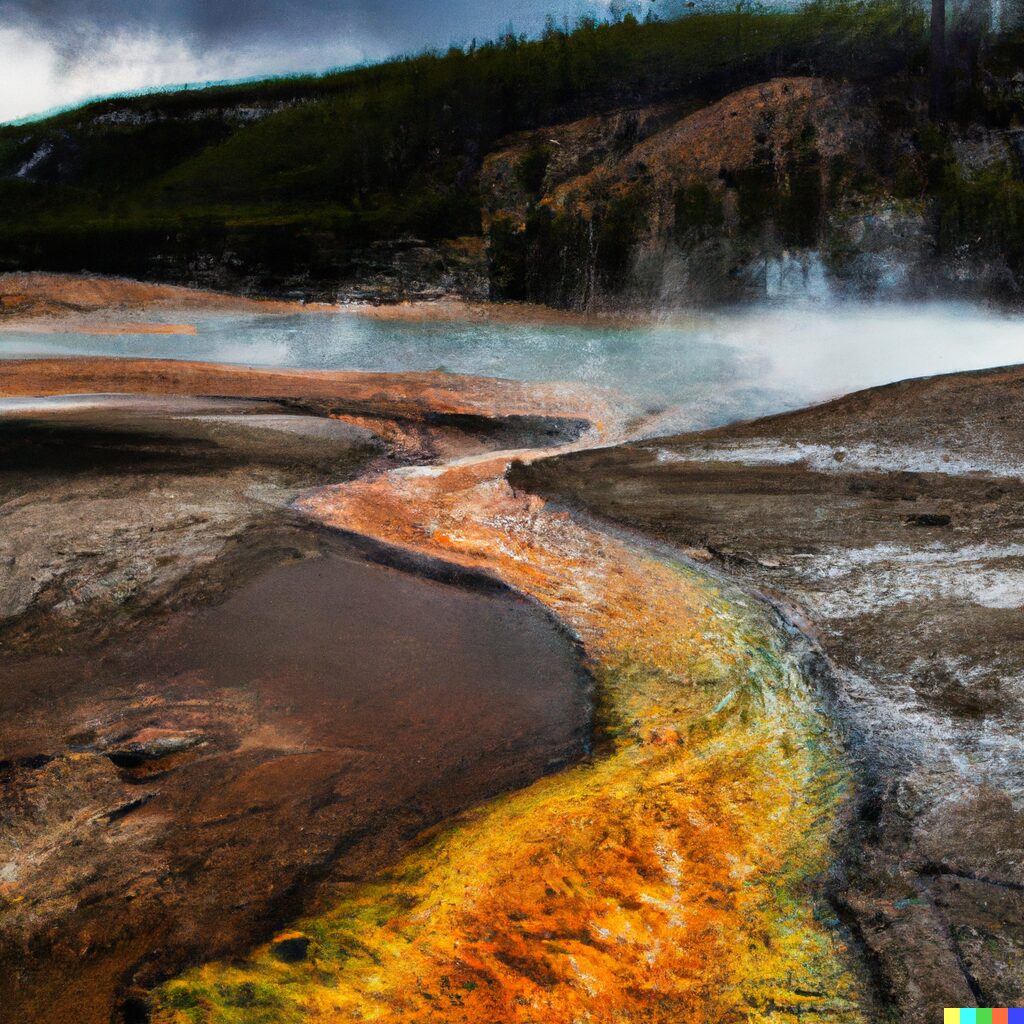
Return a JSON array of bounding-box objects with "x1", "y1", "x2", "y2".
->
[
  {"x1": 513, "y1": 363, "x2": 1024, "y2": 1022},
  {"x1": 0, "y1": 272, "x2": 645, "y2": 335},
  {"x1": 0, "y1": 272, "x2": 337, "y2": 319},
  {"x1": 0, "y1": 356, "x2": 599, "y2": 435},
  {"x1": 0, "y1": 395, "x2": 380, "y2": 650}
]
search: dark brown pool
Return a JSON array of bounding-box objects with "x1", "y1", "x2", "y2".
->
[{"x1": 0, "y1": 526, "x2": 591, "y2": 1024}]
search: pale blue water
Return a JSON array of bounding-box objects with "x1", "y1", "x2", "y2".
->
[{"x1": 4, "y1": 303, "x2": 1024, "y2": 433}]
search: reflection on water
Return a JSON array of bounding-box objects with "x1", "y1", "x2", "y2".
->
[{"x1": 4, "y1": 303, "x2": 1023, "y2": 432}]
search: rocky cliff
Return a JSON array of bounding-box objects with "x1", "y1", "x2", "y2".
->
[{"x1": 482, "y1": 75, "x2": 1024, "y2": 308}]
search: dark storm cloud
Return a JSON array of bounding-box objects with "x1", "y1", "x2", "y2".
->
[
  {"x1": 3, "y1": 0, "x2": 632, "y2": 59},
  {"x1": 0, "y1": 0, "x2": 669, "y2": 122}
]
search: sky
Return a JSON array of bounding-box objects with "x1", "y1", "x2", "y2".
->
[{"x1": 0, "y1": 0, "x2": 662, "y2": 123}]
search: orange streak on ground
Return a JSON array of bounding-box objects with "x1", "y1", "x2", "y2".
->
[
  {"x1": 90, "y1": 323, "x2": 198, "y2": 335},
  {"x1": 154, "y1": 380, "x2": 863, "y2": 1022},
  {"x1": 0, "y1": 272, "x2": 652, "y2": 328},
  {"x1": 6, "y1": 347, "x2": 860, "y2": 1022},
  {"x1": 0, "y1": 358, "x2": 612, "y2": 428}
]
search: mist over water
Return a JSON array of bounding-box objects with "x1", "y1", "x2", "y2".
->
[{"x1": 4, "y1": 302, "x2": 1023, "y2": 433}]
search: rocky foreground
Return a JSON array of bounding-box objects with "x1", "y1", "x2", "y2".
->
[
  {"x1": 0, "y1": 366, "x2": 593, "y2": 1024},
  {"x1": 513, "y1": 362, "x2": 1024, "y2": 1022},
  {"x1": 5, "y1": 352, "x2": 1024, "y2": 1023}
]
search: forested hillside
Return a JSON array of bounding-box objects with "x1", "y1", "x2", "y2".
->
[{"x1": 3, "y1": 2, "x2": 1024, "y2": 305}]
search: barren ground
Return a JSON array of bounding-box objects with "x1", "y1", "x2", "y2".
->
[{"x1": 513, "y1": 364, "x2": 1024, "y2": 1021}]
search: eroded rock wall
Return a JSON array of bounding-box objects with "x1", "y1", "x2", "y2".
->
[{"x1": 481, "y1": 76, "x2": 1024, "y2": 308}]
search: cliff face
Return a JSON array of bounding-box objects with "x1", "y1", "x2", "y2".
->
[
  {"x1": 481, "y1": 76, "x2": 1024, "y2": 309},
  {"x1": 483, "y1": 77, "x2": 855, "y2": 306}
]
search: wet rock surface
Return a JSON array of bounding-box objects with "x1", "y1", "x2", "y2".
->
[
  {"x1": 513, "y1": 363, "x2": 1024, "y2": 1022},
  {"x1": 0, "y1": 395, "x2": 592, "y2": 1024},
  {"x1": 0, "y1": 395, "x2": 379, "y2": 652}
]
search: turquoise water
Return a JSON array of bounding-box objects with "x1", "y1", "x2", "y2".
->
[{"x1": 4, "y1": 303, "x2": 1024, "y2": 432}]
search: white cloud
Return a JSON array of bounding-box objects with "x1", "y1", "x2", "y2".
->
[{"x1": 0, "y1": 26, "x2": 378, "y2": 124}]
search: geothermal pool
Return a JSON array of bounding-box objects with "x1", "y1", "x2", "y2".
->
[{"x1": 4, "y1": 302, "x2": 1024, "y2": 432}]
